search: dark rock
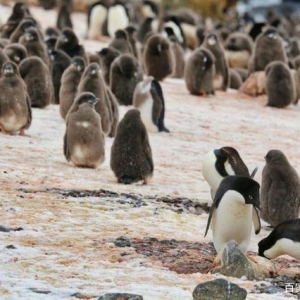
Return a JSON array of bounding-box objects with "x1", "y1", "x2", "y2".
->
[
  {"x1": 114, "y1": 236, "x2": 132, "y2": 247},
  {"x1": 0, "y1": 225, "x2": 11, "y2": 232},
  {"x1": 29, "y1": 288, "x2": 51, "y2": 294},
  {"x1": 193, "y1": 278, "x2": 247, "y2": 300},
  {"x1": 71, "y1": 292, "x2": 97, "y2": 299},
  {"x1": 262, "y1": 286, "x2": 285, "y2": 294},
  {"x1": 98, "y1": 293, "x2": 143, "y2": 300},
  {"x1": 6, "y1": 245, "x2": 17, "y2": 249}
]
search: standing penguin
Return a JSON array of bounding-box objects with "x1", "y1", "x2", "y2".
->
[
  {"x1": 265, "y1": 61, "x2": 296, "y2": 108},
  {"x1": 87, "y1": 1, "x2": 108, "y2": 40},
  {"x1": 77, "y1": 62, "x2": 111, "y2": 135},
  {"x1": 125, "y1": 26, "x2": 139, "y2": 59},
  {"x1": 202, "y1": 146, "x2": 257, "y2": 199},
  {"x1": 19, "y1": 56, "x2": 53, "y2": 108},
  {"x1": 258, "y1": 219, "x2": 300, "y2": 261},
  {"x1": 202, "y1": 32, "x2": 229, "y2": 91},
  {"x1": 97, "y1": 47, "x2": 120, "y2": 84},
  {"x1": 49, "y1": 49, "x2": 72, "y2": 104},
  {"x1": 184, "y1": 47, "x2": 215, "y2": 96},
  {"x1": 60, "y1": 56, "x2": 86, "y2": 119},
  {"x1": 260, "y1": 150, "x2": 300, "y2": 227},
  {"x1": 109, "y1": 29, "x2": 133, "y2": 55},
  {"x1": 0, "y1": 62, "x2": 31, "y2": 135},
  {"x1": 4, "y1": 43, "x2": 27, "y2": 65},
  {"x1": 143, "y1": 34, "x2": 173, "y2": 81},
  {"x1": 56, "y1": 0, "x2": 73, "y2": 30},
  {"x1": 204, "y1": 175, "x2": 261, "y2": 254},
  {"x1": 10, "y1": 18, "x2": 41, "y2": 44},
  {"x1": 107, "y1": 1, "x2": 130, "y2": 38},
  {"x1": 249, "y1": 27, "x2": 288, "y2": 73},
  {"x1": 64, "y1": 92, "x2": 105, "y2": 169},
  {"x1": 110, "y1": 109, "x2": 154, "y2": 185},
  {"x1": 19, "y1": 28, "x2": 49, "y2": 66},
  {"x1": 133, "y1": 76, "x2": 169, "y2": 133},
  {"x1": 110, "y1": 54, "x2": 143, "y2": 106}
]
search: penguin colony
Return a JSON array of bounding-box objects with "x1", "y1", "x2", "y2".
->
[{"x1": 1, "y1": 1, "x2": 300, "y2": 265}]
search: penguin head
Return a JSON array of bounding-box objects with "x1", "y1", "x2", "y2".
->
[
  {"x1": 147, "y1": 34, "x2": 169, "y2": 55},
  {"x1": 45, "y1": 26, "x2": 60, "y2": 39},
  {"x1": 125, "y1": 26, "x2": 137, "y2": 39},
  {"x1": 60, "y1": 28, "x2": 79, "y2": 48},
  {"x1": 86, "y1": 62, "x2": 100, "y2": 76},
  {"x1": 114, "y1": 54, "x2": 140, "y2": 77},
  {"x1": 2, "y1": 62, "x2": 18, "y2": 77},
  {"x1": 23, "y1": 28, "x2": 38, "y2": 41},
  {"x1": 20, "y1": 18, "x2": 36, "y2": 33},
  {"x1": 264, "y1": 149, "x2": 289, "y2": 165},
  {"x1": 263, "y1": 27, "x2": 278, "y2": 40},
  {"x1": 77, "y1": 92, "x2": 99, "y2": 106},
  {"x1": 122, "y1": 109, "x2": 142, "y2": 126},
  {"x1": 114, "y1": 29, "x2": 128, "y2": 40},
  {"x1": 12, "y1": 2, "x2": 29, "y2": 18},
  {"x1": 72, "y1": 56, "x2": 85, "y2": 72},
  {"x1": 4, "y1": 44, "x2": 27, "y2": 65}
]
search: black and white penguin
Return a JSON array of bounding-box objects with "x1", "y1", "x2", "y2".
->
[
  {"x1": 258, "y1": 218, "x2": 300, "y2": 261},
  {"x1": 202, "y1": 146, "x2": 257, "y2": 199},
  {"x1": 133, "y1": 76, "x2": 169, "y2": 133},
  {"x1": 204, "y1": 175, "x2": 261, "y2": 254}
]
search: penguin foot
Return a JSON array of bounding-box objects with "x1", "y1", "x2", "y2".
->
[
  {"x1": 0, "y1": 125, "x2": 8, "y2": 134},
  {"x1": 120, "y1": 176, "x2": 134, "y2": 185},
  {"x1": 19, "y1": 129, "x2": 30, "y2": 137},
  {"x1": 143, "y1": 178, "x2": 149, "y2": 185}
]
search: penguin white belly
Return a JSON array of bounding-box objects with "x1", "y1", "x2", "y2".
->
[
  {"x1": 1, "y1": 113, "x2": 27, "y2": 132},
  {"x1": 107, "y1": 5, "x2": 129, "y2": 38},
  {"x1": 88, "y1": 6, "x2": 107, "y2": 39},
  {"x1": 264, "y1": 238, "x2": 300, "y2": 260},
  {"x1": 139, "y1": 98, "x2": 158, "y2": 133},
  {"x1": 212, "y1": 190, "x2": 253, "y2": 253}
]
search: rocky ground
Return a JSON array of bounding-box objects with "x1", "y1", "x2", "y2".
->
[{"x1": 0, "y1": 3, "x2": 300, "y2": 300}]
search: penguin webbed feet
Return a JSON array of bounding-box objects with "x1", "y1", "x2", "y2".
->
[{"x1": 119, "y1": 176, "x2": 134, "y2": 185}]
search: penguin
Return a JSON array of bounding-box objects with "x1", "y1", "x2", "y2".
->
[
  {"x1": 287, "y1": 38, "x2": 300, "y2": 59},
  {"x1": 258, "y1": 219, "x2": 300, "y2": 261},
  {"x1": 4, "y1": 43, "x2": 27, "y2": 65},
  {"x1": 97, "y1": 47, "x2": 120, "y2": 85},
  {"x1": 19, "y1": 57, "x2": 53, "y2": 108},
  {"x1": 229, "y1": 68, "x2": 243, "y2": 90},
  {"x1": 110, "y1": 109, "x2": 154, "y2": 185},
  {"x1": 260, "y1": 150, "x2": 300, "y2": 227},
  {"x1": 60, "y1": 56, "x2": 86, "y2": 119},
  {"x1": 77, "y1": 63, "x2": 111, "y2": 135},
  {"x1": 10, "y1": 18, "x2": 40, "y2": 44},
  {"x1": 55, "y1": 28, "x2": 87, "y2": 62},
  {"x1": 107, "y1": 1, "x2": 129, "y2": 38},
  {"x1": 110, "y1": 54, "x2": 143, "y2": 106},
  {"x1": 0, "y1": 48, "x2": 9, "y2": 70},
  {"x1": 249, "y1": 27, "x2": 288, "y2": 73},
  {"x1": 202, "y1": 32, "x2": 229, "y2": 91},
  {"x1": 184, "y1": 47, "x2": 215, "y2": 96},
  {"x1": 64, "y1": 92, "x2": 105, "y2": 169},
  {"x1": 0, "y1": 61, "x2": 31, "y2": 135},
  {"x1": 202, "y1": 146, "x2": 257, "y2": 199},
  {"x1": 44, "y1": 27, "x2": 60, "y2": 52},
  {"x1": 56, "y1": 0, "x2": 73, "y2": 30},
  {"x1": 125, "y1": 26, "x2": 139, "y2": 59},
  {"x1": 143, "y1": 34, "x2": 173, "y2": 81},
  {"x1": 265, "y1": 61, "x2": 296, "y2": 108},
  {"x1": 45, "y1": 36, "x2": 58, "y2": 52},
  {"x1": 49, "y1": 49, "x2": 72, "y2": 104},
  {"x1": 109, "y1": 29, "x2": 133, "y2": 55},
  {"x1": 204, "y1": 175, "x2": 261, "y2": 254},
  {"x1": 162, "y1": 16, "x2": 186, "y2": 49},
  {"x1": 224, "y1": 32, "x2": 253, "y2": 69},
  {"x1": 19, "y1": 28, "x2": 49, "y2": 66},
  {"x1": 39, "y1": 0, "x2": 56, "y2": 10},
  {"x1": 87, "y1": 1, "x2": 108, "y2": 40},
  {"x1": 137, "y1": 17, "x2": 159, "y2": 43},
  {"x1": 106, "y1": 86, "x2": 119, "y2": 138},
  {"x1": 141, "y1": 0, "x2": 159, "y2": 18}
]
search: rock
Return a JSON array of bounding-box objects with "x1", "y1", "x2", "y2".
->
[
  {"x1": 71, "y1": 292, "x2": 97, "y2": 299},
  {"x1": 29, "y1": 288, "x2": 51, "y2": 294},
  {"x1": 114, "y1": 236, "x2": 132, "y2": 247},
  {"x1": 0, "y1": 225, "x2": 11, "y2": 232},
  {"x1": 5, "y1": 245, "x2": 17, "y2": 249},
  {"x1": 211, "y1": 240, "x2": 276, "y2": 280},
  {"x1": 262, "y1": 285, "x2": 285, "y2": 294},
  {"x1": 240, "y1": 71, "x2": 266, "y2": 96},
  {"x1": 98, "y1": 293, "x2": 143, "y2": 300},
  {"x1": 192, "y1": 278, "x2": 247, "y2": 300}
]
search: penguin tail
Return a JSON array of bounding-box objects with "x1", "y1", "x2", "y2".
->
[
  {"x1": 121, "y1": 176, "x2": 134, "y2": 185},
  {"x1": 250, "y1": 166, "x2": 258, "y2": 178}
]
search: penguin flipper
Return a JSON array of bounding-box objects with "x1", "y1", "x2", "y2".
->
[
  {"x1": 151, "y1": 87, "x2": 162, "y2": 126},
  {"x1": 142, "y1": 129, "x2": 154, "y2": 173},
  {"x1": 250, "y1": 166, "x2": 258, "y2": 178},
  {"x1": 252, "y1": 206, "x2": 261, "y2": 234},
  {"x1": 204, "y1": 202, "x2": 216, "y2": 237},
  {"x1": 25, "y1": 92, "x2": 32, "y2": 129}
]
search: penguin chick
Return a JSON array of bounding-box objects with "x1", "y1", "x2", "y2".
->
[
  {"x1": 202, "y1": 146, "x2": 256, "y2": 199},
  {"x1": 64, "y1": 92, "x2": 105, "y2": 169},
  {"x1": 4, "y1": 43, "x2": 27, "y2": 65},
  {"x1": 110, "y1": 54, "x2": 143, "y2": 106},
  {"x1": 260, "y1": 150, "x2": 300, "y2": 227},
  {"x1": 55, "y1": 28, "x2": 87, "y2": 62},
  {"x1": 143, "y1": 34, "x2": 173, "y2": 81},
  {"x1": 106, "y1": 86, "x2": 119, "y2": 138},
  {"x1": 10, "y1": 18, "x2": 40, "y2": 44},
  {"x1": 107, "y1": 1, "x2": 129, "y2": 38},
  {"x1": 265, "y1": 61, "x2": 296, "y2": 108},
  {"x1": 202, "y1": 32, "x2": 229, "y2": 91},
  {"x1": 60, "y1": 56, "x2": 86, "y2": 119},
  {"x1": 125, "y1": 25, "x2": 139, "y2": 59},
  {"x1": 0, "y1": 61, "x2": 31, "y2": 135},
  {"x1": 49, "y1": 49, "x2": 72, "y2": 104},
  {"x1": 97, "y1": 47, "x2": 120, "y2": 84},
  {"x1": 56, "y1": 0, "x2": 73, "y2": 30},
  {"x1": 109, "y1": 29, "x2": 133, "y2": 55},
  {"x1": 77, "y1": 62, "x2": 111, "y2": 135},
  {"x1": 249, "y1": 27, "x2": 288, "y2": 73},
  {"x1": 45, "y1": 26, "x2": 60, "y2": 39},
  {"x1": 204, "y1": 175, "x2": 261, "y2": 254},
  {"x1": 87, "y1": 1, "x2": 108, "y2": 40},
  {"x1": 133, "y1": 76, "x2": 169, "y2": 133},
  {"x1": 19, "y1": 57, "x2": 53, "y2": 108},
  {"x1": 169, "y1": 35, "x2": 185, "y2": 78},
  {"x1": 184, "y1": 47, "x2": 215, "y2": 96},
  {"x1": 19, "y1": 28, "x2": 49, "y2": 66},
  {"x1": 229, "y1": 68, "x2": 243, "y2": 90},
  {"x1": 110, "y1": 109, "x2": 154, "y2": 185},
  {"x1": 258, "y1": 218, "x2": 300, "y2": 261},
  {"x1": 224, "y1": 32, "x2": 253, "y2": 69}
]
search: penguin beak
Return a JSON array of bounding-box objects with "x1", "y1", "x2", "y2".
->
[{"x1": 89, "y1": 98, "x2": 99, "y2": 105}]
